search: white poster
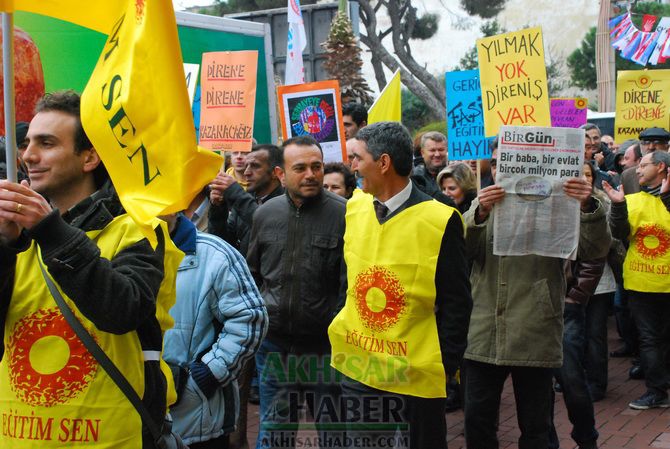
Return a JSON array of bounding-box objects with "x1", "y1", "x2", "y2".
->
[{"x1": 493, "y1": 125, "x2": 584, "y2": 260}]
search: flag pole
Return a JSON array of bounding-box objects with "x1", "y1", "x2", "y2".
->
[{"x1": 2, "y1": 12, "x2": 16, "y2": 182}]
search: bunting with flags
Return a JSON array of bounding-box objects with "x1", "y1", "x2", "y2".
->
[{"x1": 610, "y1": 11, "x2": 670, "y2": 66}]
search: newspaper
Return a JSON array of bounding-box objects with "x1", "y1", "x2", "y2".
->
[{"x1": 493, "y1": 125, "x2": 584, "y2": 260}]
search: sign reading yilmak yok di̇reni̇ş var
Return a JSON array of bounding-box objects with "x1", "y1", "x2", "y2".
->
[{"x1": 477, "y1": 27, "x2": 551, "y2": 138}]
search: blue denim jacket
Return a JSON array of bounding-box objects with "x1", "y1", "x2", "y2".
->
[{"x1": 164, "y1": 216, "x2": 268, "y2": 444}]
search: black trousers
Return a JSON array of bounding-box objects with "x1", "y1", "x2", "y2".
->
[
  {"x1": 629, "y1": 292, "x2": 670, "y2": 394},
  {"x1": 464, "y1": 359, "x2": 553, "y2": 449},
  {"x1": 340, "y1": 375, "x2": 447, "y2": 449},
  {"x1": 189, "y1": 434, "x2": 230, "y2": 449}
]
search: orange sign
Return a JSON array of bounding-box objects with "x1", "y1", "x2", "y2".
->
[
  {"x1": 277, "y1": 80, "x2": 347, "y2": 163},
  {"x1": 199, "y1": 50, "x2": 258, "y2": 151}
]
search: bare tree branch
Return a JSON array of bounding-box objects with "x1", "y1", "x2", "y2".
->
[
  {"x1": 357, "y1": 0, "x2": 446, "y2": 120},
  {"x1": 359, "y1": 0, "x2": 446, "y2": 120},
  {"x1": 386, "y1": 0, "x2": 446, "y2": 106}
]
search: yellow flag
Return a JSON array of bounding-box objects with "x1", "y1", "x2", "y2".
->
[
  {"x1": 79, "y1": 0, "x2": 222, "y2": 240},
  {"x1": 0, "y1": 0, "x2": 12, "y2": 12},
  {"x1": 11, "y1": 1, "x2": 123, "y2": 33},
  {"x1": 368, "y1": 69, "x2": 401, "y2": 124}
]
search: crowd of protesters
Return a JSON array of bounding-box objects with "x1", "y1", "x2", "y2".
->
[{"x1": 0, "y1": 92, "x2": 669, "y2": 449}]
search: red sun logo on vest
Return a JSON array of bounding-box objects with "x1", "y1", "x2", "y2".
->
[
  {"x1": 354, "y1": 265, "x2": 407, "y2": 333},
  {"x1": 7, "y1": 308, "x2": 98, "y2": 407},
  {"x1": 635, "y1": 224, "x2": 670, "y2": 260},
  {"x1": 136, "y1": 0, "x2": 145, "y2": 23}
]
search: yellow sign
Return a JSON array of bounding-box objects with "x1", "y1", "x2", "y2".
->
[
  {"x1": 615, "y1": 70, "x2": 670, "y2": 143},
  {"x1": 477, "y1": 27, "x2": 550, "y2": 137}
]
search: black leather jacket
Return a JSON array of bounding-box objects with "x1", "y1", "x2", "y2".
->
[
  {"x1": 247, "y1": 190, "x2": 346, "y2": 353},
  {"x1": 208, "y1": 182, "x2": 284, "y2": 256}
]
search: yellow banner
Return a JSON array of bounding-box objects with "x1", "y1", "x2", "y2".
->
[
  {"x1": 477, "y1": 27, "x2": 550, "y2": 137},
  {"x1": 80, "y1": 0, "x2": 222, "y2": 240},
  {"x1": 615, "y1": 70, "x2": 670, "y2": 143}
]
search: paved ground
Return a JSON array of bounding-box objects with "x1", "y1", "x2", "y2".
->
[{"x1": 244, "y1": 316, "x2": 670, "y2": 449}]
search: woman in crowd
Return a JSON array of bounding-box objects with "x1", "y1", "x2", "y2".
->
[{"x1": 436, "y1": 162, "x2": 478, "y2": 214}]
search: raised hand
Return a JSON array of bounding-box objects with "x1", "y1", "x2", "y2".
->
[
  {"x1": 476, "y1": 184, "x2": 506, "y2": 222},
  {"x1": 209, "y1": 171, "x2": 237, "y2": 205},
  {"x1": 563, "y1": 177, "x2": 593, "y2": 208},
  {"x1": 0, "y1": 180, "x2": 53, "y2": 243},
  {"x1": 602, "y1": 180, "x2": 625, "y2": 203}
]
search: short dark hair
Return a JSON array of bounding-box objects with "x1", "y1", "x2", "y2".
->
[
  {"x1": 342, "y1": 102, "x2": 368, "y2": 126},
  {"x1": 282, "y1": 135, "x2": 322, "y2": 151},
  {"x1": 324, "y1": 162, "x2": 356, "y2": 193},
  {"x1": 582, "y1": 123, "x2": 601, "y2": 136},
  {"x1": 355, "y1": 122, "x2": 413, "y2": 176},
  {"x1": 251, "y1": 144, "x2": 283, "y2": 170},
  {"x1": 35, "y1": 90, "x2": 92, "y2": 155},
  {"x1": 281, "y1": 136, "x2": 323, "y2": 167}
]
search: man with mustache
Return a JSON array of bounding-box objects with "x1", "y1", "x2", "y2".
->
[{"x1": 247, "y1": 136, "x2": 347, "y2": 449}]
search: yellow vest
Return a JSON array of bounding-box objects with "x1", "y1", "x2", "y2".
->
[
  {"x1": 0, "y1": 216, "x2": 182, "y2": 448},
  {"x1": 623, "y1": 192, "x2": 670, "y2": 293},
  {"x1": 328, "y1": 191, "x2": 457, "y2": 398}
]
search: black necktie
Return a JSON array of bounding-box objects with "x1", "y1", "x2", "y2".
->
[{"x1": 373, "y1": 200, "x2": 389, "y2": 221}]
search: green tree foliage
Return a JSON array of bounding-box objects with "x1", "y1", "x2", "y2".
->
[
  {"x1": 566, "y1": 27, "x2": 597, "y2": 89},
  {"x1": 402, "y1": 89, "x2": 439, "y2": 133},
  {"x1": 460, "y1": 0, "x2": 508, "y2": 19},
  {"x1": 410, "y1": 13, "x2": 439, "y2": 40},
  {"x1": 568, "y1": 3, "x2": 670, "y2": 90},
  {"x1": 416, "y1": 120, "x2": 447, "y2": 136}
]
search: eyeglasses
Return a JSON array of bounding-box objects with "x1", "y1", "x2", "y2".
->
[
  {"x1": 640, "y1": 140, "x2": 668, "y2": 145},
  {"x1": 638, "y1": 162, "x2": 658, "y2": 169}
]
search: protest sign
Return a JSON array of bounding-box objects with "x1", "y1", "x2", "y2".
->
[
  {"x1": 550, "y1": 98, "x2": 588, "y2": 128},
  {"x1": 277, "y1": 80, "x2": 347, "y2": 163},
  {"x1": 199, "y1": 50, "x2": 258, "y2": 151},
  {"x1": 615, "y1": 69, "x2": 670, "y2": 143},
  {"x1": 446, "y1": 70, "x2": 490, "y2": 160},
  {"x1": 493, "y1": 126, "x2": 584, "y2": 260},
  {"x1": 477, "y1": 27, "x2": 551, "y2": 137},
  {"x1": 184, "y1": 63, "x2": 200, "y2": 106}
]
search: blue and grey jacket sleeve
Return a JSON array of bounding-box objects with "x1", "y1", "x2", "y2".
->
[{"x1": 199, "y1": 244, "x2": 268, "y2": 390}]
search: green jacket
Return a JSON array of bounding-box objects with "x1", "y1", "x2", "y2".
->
[{"x1": 463, "y1": 197, "x2": 610, "y2": 368}]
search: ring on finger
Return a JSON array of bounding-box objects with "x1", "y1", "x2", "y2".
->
[{"x1": 15, "y1": 202, "x2": 23, "y2": 213}]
